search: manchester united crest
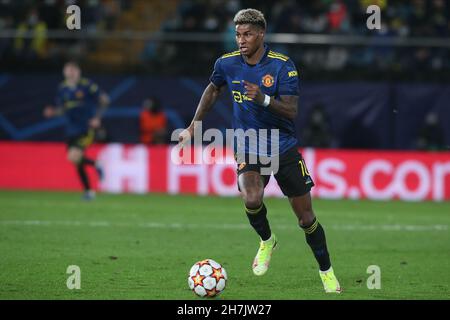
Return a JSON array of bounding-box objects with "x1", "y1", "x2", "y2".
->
[
  {"x1": 75, "y1": 90, "x2": 84, "y2": 99},
  {"x1": 261, "y1": 74, "x2": 274, "y2": 88}
]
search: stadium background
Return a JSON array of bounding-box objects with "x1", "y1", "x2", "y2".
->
[{"x1": 0, "y1": 0, "x2": 449, "y2": 300}]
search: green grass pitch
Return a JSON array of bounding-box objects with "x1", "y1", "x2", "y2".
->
[{"x1": 0, "y1": 190, "x2": 449, "y2": 300}]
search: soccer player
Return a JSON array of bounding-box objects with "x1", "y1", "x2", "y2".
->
[
  {"x1": 44, "y1": 61, "x2": 109, "y2": 200},
  {"x1": 178, "y1": 9, "x2": 341, "y2": 293}
]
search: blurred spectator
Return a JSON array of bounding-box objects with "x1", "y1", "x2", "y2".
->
[
  {"x1": 83, "y1": 0, "x2": 103, "y2": 32},
  {"x1": 38, "y1": 0, "x2": 61, "y2": 30},
  {"x1": 101, "y1": 0, "x2": 120, "y2": 31},
  {"x1": 223, "y1": 16, "x2": 237, "y2": 52},
  {"x1": 416, "y1": 111, "x2": 446, "y2": 150},
  {"x1": 430, "y1": 0, "x2": 449, "y2": 37},
  {"x1": 139, "y1": 97, "x2": 167, "y2": 145},
  {"x1": 0, "y1": 15, "x2": 14, "y2": 59},
  {"x1": 327, "y1": 0, "x2": 350, "y2": 33},
  {"x1": 409, "y1": 0, "x2": 430, "y2": 36},
  {"x1": 273, "y1": 1, "x2": 303, "y2": 33},
  {"x1": 203, "y1": 10, "x2": 220, "y2": 32},
  {"x1": 302, "y1": 103, "x2": 333, "y2": 148},
  {"x1": 301, "y1": 3, "x2": 329, "y2": 34},
  {"x1": 14, "y1": 8, "x2": 48, "y2": 59}
]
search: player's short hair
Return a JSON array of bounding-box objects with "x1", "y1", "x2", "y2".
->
[{"x1": 233, "y1": 8, "x2": 266, "y2": 30}]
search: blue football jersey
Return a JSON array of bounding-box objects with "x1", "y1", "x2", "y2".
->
[
  {"x1": 55, "y1": 78, "x2": 101, "y2": 137},
  {"x1": 209, "y1": 44, "x2": 299, "y2": 156}
]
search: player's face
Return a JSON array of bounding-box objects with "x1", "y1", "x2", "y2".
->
[
  {"x1": 63, "y1": 64, "x2": 81, "y2": 83},
  {"x1": 235, "y1": 24, "x2": 264, "y2": 57}
]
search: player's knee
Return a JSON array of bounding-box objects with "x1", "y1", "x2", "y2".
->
[
  {"x1": 243, "y1": 190, "x2": 264, "y2": 209},
  {"x1": 67, "y1": 150, "x2": 82, "y2": 164},
  {"x1": 299, "y1": 210, "x2": 316, "y2": 227}
]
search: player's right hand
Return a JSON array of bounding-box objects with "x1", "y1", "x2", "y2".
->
[
  {"x1": 178, "y1": 126, "x2": 194, "y2": 148},
  {"x1": 89, "y1": 117, "x2": 101, "y2": 129},
  {"x1": 43, "y1": 105, "x2": 55, "y2": 118}
]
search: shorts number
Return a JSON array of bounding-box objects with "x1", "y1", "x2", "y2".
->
[{"x1": 299, "y1": 159, "x2": 310, "y2": 177}]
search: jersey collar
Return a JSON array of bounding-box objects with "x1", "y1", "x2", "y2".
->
[{"x1": 241, "y1": 44, "x2": 270, "y2": 66}]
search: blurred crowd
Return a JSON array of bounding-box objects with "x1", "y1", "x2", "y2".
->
[
  {"x1": 0, "y1": 0, "x2": 126, "y2": 62},
  {"x1": 158, "y1": 0, "x2": 450, "y2": 75},
  {"x1": 0, "y1": 0, "x2": 125, "y2": 31},
  {"x1": 0, "y1": 0, "x2": 449, "y2": 78},
  {"x1": 162, "y1": 0, "x2": 449, "y2": 36}
]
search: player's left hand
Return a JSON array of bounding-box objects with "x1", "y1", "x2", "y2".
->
[
  {"x1": 89, "y1": 117, "x2": 101, "y2": 129},
  {"x1": 242, "y1": 80, "x2": 265, "y2": 105}
]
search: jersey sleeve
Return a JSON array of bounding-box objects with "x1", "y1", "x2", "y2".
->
[
  {"x1": 209, "y1": 58, "x2": 226, "y2": 88},
  {"x1": 278, "y1": 60, "x2": 300, "y2": 96}
]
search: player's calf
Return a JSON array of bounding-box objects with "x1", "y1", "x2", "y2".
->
[
  {"x1": 300, "y1": 218, "x2": 342, "y2": 293},
  {"x1": 300, "y1": 217, "x2": 331, "y2": 272},
  {"x1": 246, "y1": 203, "x2": 271, "y2": 242},
  {"x1": 95, "y1": 162, "x2": 104, "y2": 181}
]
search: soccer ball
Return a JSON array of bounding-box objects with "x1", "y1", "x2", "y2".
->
[{"x1": 188, "y1": 259, "x2": 227, "y2": 297}]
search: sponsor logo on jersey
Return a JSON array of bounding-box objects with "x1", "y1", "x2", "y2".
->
[{"x1": 75, "y1": 90, "x2": 84, "y2": 99}]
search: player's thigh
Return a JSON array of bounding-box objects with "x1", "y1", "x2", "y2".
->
[{"x1": 67, "y1": 146, "x2": 84, "y2": 164}]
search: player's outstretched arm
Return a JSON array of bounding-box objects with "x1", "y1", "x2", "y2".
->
[
  {"x1": 89, "y1": 92, "x2": 110, "y2": 129},
  {"x1": 96, "y1": 92, "x2": 110, "y2": 118},
  {"x1": 178, "y1": 82, "x2": 223, "y2": 145}
]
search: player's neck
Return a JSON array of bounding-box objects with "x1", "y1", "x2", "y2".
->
[
  {"x1": 66, "y1": 79, "x2": 79, "y2": 88},
  {"x1": 243, "y1": 44, "x2": 265, "y2": 65}
]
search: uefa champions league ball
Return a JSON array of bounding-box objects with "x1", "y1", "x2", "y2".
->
[{"x1": 188, "y1": 259, "x2": 227, "y2": 297}]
